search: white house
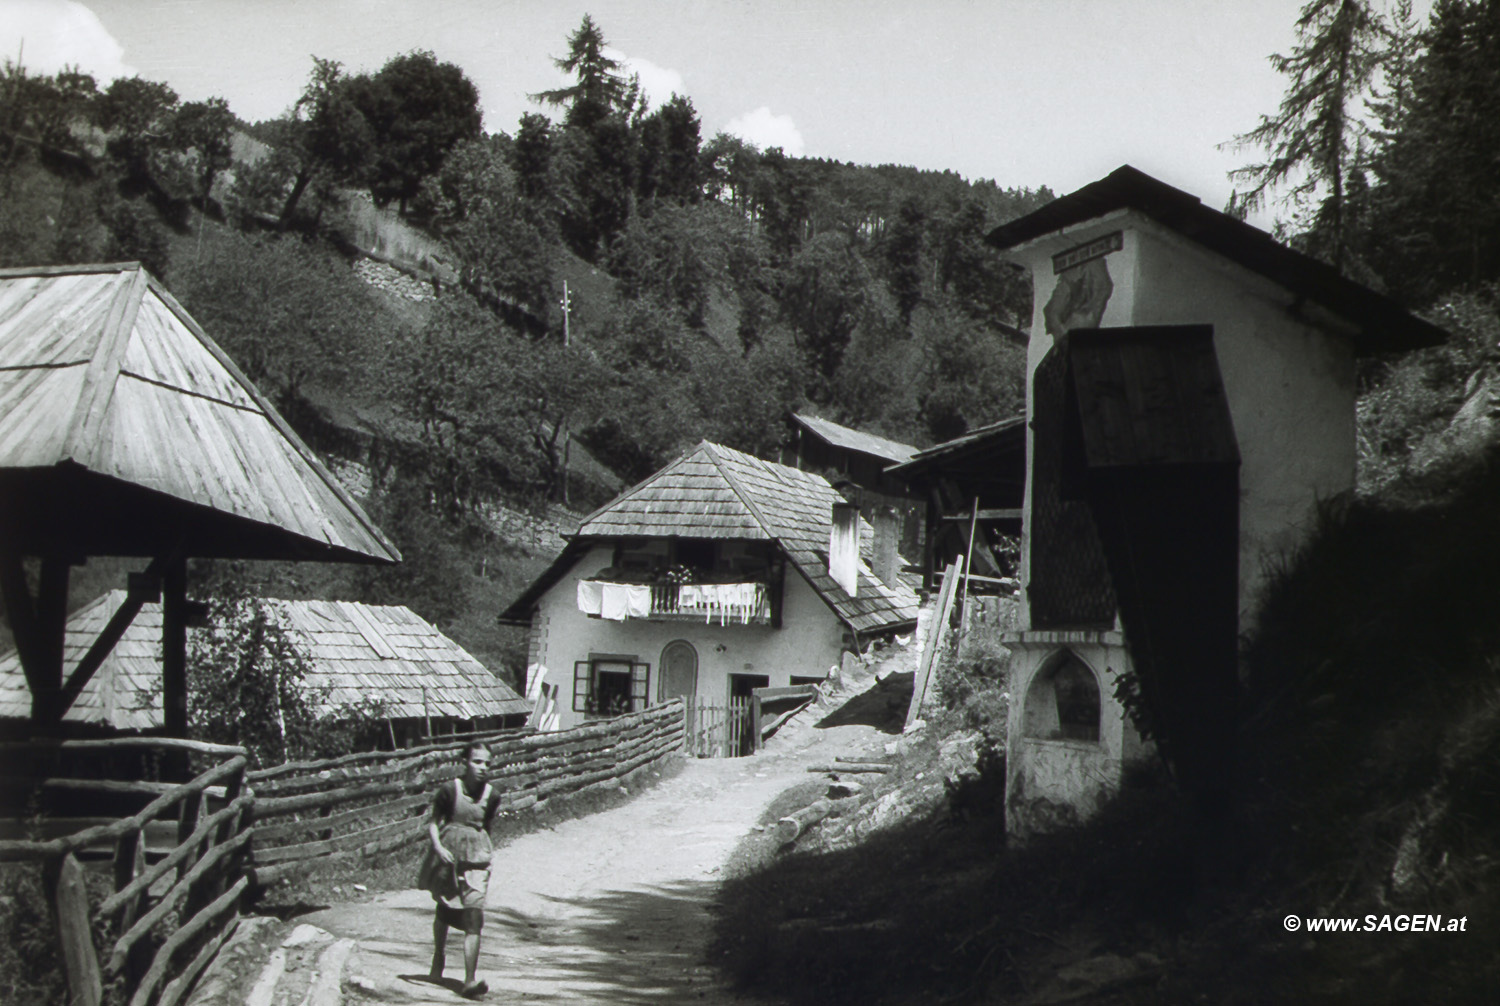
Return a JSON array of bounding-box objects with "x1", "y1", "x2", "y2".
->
[
  {"x1": 500, "y1": 440, "x2": 919, "y2": 733},
  {"x1": 986, "y1": 166, "x2": 1446, "y2": 836}
]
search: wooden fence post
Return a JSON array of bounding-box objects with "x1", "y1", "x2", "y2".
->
[
  {"x1": 45, "y1": 852, "x2": 103, "y2": 1006},
  {"x1": 112, "y1": 828, "x2": 150, "y2": 984},
  {"x1": 750, "y1": 694, "x2": 762, "y2": 753}
]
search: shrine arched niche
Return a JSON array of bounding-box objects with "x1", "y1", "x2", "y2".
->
[{"x1": 1022, "y1": 649, "x2": 1102, "y2": 742}]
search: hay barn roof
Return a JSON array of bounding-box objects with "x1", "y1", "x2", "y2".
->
[
  {"x1": 0, "y1": 262, "x2": 397, "y2": 563},
  {"x1": 0, "y1": 593, "x2": 526, "y2": 728},
  {"x1": 502, "y1": 441, "x2": 919, "y2": 636},
  {"x1": 790, "y1": 413, "x2": 919, "y2": 466}
]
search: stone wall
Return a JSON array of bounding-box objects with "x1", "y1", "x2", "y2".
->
[{"x1": 352, "y1": 256, "x2": 437, "y2": 302}]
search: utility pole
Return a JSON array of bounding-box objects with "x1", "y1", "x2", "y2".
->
[{"x1": 559, "y1": 280, "x2": 573, "y2": 347}]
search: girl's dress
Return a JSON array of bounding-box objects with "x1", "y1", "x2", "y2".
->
[{"x1": 417, "y1": 777, "x2": 495, "y2": 909}]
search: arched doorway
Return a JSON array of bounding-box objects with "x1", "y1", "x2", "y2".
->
[{"x1": 658, "y1": 640, "x2": 698, "y2": 704}]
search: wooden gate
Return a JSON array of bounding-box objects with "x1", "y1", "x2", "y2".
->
[{"x1": 683, "y1": 697, "x2": 752, "y2": 758}]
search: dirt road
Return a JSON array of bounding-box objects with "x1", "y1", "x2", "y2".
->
[{"x1": 296, "y1": 669, "x2": 907, "y2": 1005}]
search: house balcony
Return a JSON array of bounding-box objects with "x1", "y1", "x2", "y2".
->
[{"x1": 577, "y1": 580, "x2": 773, "y2": 625}]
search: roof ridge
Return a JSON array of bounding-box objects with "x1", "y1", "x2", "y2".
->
[
  {"x1": 63, "y1": 265, "x2": 146, "y2": 468},
  {"x1": 701, "y1": 442, "x2": 784, "y2": 539},
  {"x1": 144, "y1": 275, "x2": 401, "y2": 563}
]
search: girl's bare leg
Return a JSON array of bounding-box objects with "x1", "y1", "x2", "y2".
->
[{"x1": 431, "y1": 911, "x2": 448, "y2": 978}]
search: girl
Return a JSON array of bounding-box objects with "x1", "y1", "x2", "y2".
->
[{"x1": 417, "y1": 741, "x2": 500, "y2": 998}]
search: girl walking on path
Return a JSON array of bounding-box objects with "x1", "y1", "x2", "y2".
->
[{"x1": 417, "y1": 741, "x2": 501, "y2": 999}]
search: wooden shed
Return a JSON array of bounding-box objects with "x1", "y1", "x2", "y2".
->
[
  {"x1": 0, "y1": 594, "x2": 528, "y2": 740},
  {"x1": 885, "y1": 416, "x2": 1027, "y2": 593},
  {"x1": 0, "y1": 262, "x2": 399, "y2": 735}
]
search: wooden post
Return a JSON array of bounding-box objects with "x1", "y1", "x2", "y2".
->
[
  {"x1": 45, "y1": 852, "x2": 103, "y2": 1006},
  {"x1": 750, "y1": 694, "x2": 763, "y2": 753},
  {"x1": 907, "y1": 557, "x2": 963, "y2": 730},
  {"x1": 161, "y1": 556, "x2": 189, "y2": 782},
  {"x1": 112, "y1": 829, "x2": 145, "y2": 930},
  {"x1": 957, "y1": 497, "x2": 979, "y2": 646}
]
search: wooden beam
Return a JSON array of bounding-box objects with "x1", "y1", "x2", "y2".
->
[
  {"x1": 907, "y1": 556, "x2": 962, "y2": 731},
  {"x1": 56, "y1": 574, "x2": 158, "y2": 718},
  {"x1": 30, "y1": 559, "x2": 71, "y2": 727},
  {"x1": 940, "y1": 508, "x2": 1024, "y2": 522},
  {"x1": 161, "y1": 557, "x2": 188, "y2": 740},
  {"x1": 0, "y1": 550, "x2": 46, "y2": 692}
]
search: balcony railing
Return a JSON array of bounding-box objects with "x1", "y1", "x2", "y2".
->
[{"x1": 578, "y1": 580, "x2": 772, "y2": 625}]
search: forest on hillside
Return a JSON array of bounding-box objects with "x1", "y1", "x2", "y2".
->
[
  {"x1": 2, "y1": 2, "x2": 1500, "y2": 688},
  {"x1": 0, "y1": 13, "x2": 1048, "y2": 684}
]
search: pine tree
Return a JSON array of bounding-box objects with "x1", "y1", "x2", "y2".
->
[
  {"x1": 529, "y1": 14, "x2": 628, "y2": 129},
  {"x1": 1369, "y1": 0, "x2": 1500, "y2": 299},
  {"x1": 1227, "y1": 0, "x2": 1388, "y2": 272}
]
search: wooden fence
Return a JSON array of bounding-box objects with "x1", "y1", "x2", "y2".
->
[
  {"x1": 0, "y1": 702, "x2": 686, "y2": 1005},
  {"x1": 248, "y1": 700, "x2": 685, "y2": 885},
  {"x1": 0, "y1": 737, "x2": 252, "y2": 1006}
]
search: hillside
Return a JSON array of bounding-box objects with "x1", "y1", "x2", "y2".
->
[{"x1": 0, "y1": 47, "x2": 1047, "y2": 691}]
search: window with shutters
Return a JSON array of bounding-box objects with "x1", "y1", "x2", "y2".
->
[{"x1": 573, "y1": 656, "x2": 650, "y2": 715}]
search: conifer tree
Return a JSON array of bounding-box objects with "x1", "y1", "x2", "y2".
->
[
  {"x1": 1227, "y1": 0, "x2": 1388, "y2": 272},
  {"x1": 529, "y1": 14, "x2": 628, "y2": 128}
]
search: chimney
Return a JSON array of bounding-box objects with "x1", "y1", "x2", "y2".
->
[
  {"x1": 829, "y1": 502, "x2": 860, "y2": 596},
  {"x1": 871, "y1": 505, "x2": 900, "y2": 588}
]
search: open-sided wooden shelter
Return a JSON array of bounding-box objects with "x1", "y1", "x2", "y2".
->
[
  {"x1": 885, "y1": 416, "x2": 1027, "y2": 593},
  {"x1": 0, "y1": 262, "x2": 399, "y2": 738}
]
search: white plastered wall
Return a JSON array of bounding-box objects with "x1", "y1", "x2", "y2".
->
[
  {"x1": 529, "y1": 544, "x2": 848, "y2": 731},
  {"x1": 1004, "y1": 210, "x2": 1356, "y2": 835}
]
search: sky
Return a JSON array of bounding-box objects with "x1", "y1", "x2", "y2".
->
[{"x1": 1, "y1": 0, "x2": 1424, "y2": 230}]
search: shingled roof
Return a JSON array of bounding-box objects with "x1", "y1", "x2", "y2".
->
[
  {"x1": 0, "y1": 594, "x2": 527, "y2": 728},
  {"x1": 502, "y1": 441, "x2": 919, "y2": 638},
  {"x1": 0, "y1": 262, "x2": 397, "y2": 562}
]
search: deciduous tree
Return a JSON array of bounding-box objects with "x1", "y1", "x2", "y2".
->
[{"x1": 348, "y1": 50, "x2": 482, "y2": 214}]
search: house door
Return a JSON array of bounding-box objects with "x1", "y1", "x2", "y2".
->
[{"x1": 659, "y1": 640, "x2": 698, "y2": 704}]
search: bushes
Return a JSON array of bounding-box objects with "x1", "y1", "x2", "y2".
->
[
  {"x1": 180, "y1": 589, "x2": 391, "y2": 769},
  {"x1": 932, "y1": 595, "x2": 1014, "y2": 738}
]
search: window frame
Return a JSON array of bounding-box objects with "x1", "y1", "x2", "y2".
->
[{"x1": 573, "y1": 654, "x2": 651, "y2": 715}]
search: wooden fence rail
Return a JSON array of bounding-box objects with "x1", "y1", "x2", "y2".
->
[
  {"x1": 0, "y1": 703, "x2": 689, "y2": 1005},
  {"x1": 247, "y1": 700, "x2": 685, "y2": 885},
  {"x1": 0, "y1": 737, "x2": 251, "y2": 1006}
]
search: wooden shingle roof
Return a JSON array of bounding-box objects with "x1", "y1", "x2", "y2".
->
[
  {"x1": 790, "y1": 413, "x2": 918, "y2": 466},
  {"x1": 0, "y1": 263, "x2": 398, "y2": 563},
  {"x1": 0, "y1": 593, "x2": 528, "y2": 728},
  {"x1": 505, "y1": 442, "x2": 918, "y2": 636}
]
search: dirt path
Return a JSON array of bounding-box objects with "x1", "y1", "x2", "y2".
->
[{"x1": 297, "y1": 664, "x2": 909, "y2": 1005}]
